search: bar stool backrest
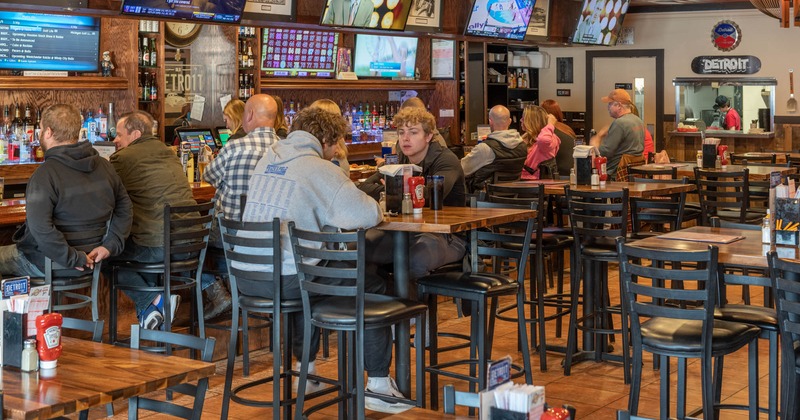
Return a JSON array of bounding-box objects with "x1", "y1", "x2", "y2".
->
[
  {"x1": 565, "y1": 186, "x2": 629, "y2": 244},
  {"x1": 693, "y1": 167, "x2": 751, "y2": 225}
]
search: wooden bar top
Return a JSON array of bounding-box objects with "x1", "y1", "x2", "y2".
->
[
  {"x1": 377, "y1": 207, "x2": 535, "y2": 234},
  {"x1": 2, "y1": 336, "x2": 215, "y2": 420},
  {"x1": 0, "y1": 183, "x2": 215, "y2": 229}
]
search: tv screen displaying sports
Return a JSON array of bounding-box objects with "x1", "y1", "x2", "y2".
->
[
  {"x1": 261, "y1": 28, "x2": 339, "y2": 78},
  {"x1": 353, "y1": 34, "x2": 417, "y2": 78},
  {"x1": 0, "y1": 12, "x2": 100, "y2": 72},
  {"x1": 572, "y1": 0, "x2": 630, "y2": 46},
  {"x1": 464, "y1": 0, "x2": 535, "y2": 41},
  {"x1": 320, "y1": 0, "x2": 413, "y2": 31},
  {"x1": 121, "y1": 0, "x2": 245, "y2": 23}
]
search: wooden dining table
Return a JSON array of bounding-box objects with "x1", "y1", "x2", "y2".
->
[
  {"x1": 634, "y1": 162, "x2": 796, "y2": 181},
  {"x1": 376, "y1": 206, "x2": 535, "y2": 397},
  {"x1": 498, "y1": 179, "x2": 696, "y2": 198},
  {"x1": 2, "y1": 336, "x2": 216, "y2": 420}
]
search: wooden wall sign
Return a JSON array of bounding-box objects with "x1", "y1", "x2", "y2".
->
[{"x1": 691, "y1": 56, "x2": 761, "y2": 75}]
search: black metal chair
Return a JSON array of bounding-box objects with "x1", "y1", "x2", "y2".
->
[
  {"x1": 217, "y1": 216, "x2": 334, "y2": 420},
  {"x1": 627, "y1": 165, "x2": 677, "y2": 181},
  {"x1": 484, "y1": 183, "x2": 573, "y2": 372},
  {"x1": 109, "y1": 201, "x2": 213, "y2": 345},
  {"x1": 694, "y1": 167, "x2": 764, "y2": 225},
  {"x1": 416, "y1": 200, "x2": 534, "y2": 410},
  {"x1": 289, "y1": 223, "x2": 427, "y2": 420},
  {"x1": 61, "y1": 317, "x2": 112, "y2": 420},
  {"x1": 730, "y1": 153, "x2": 776, "y2": 165},
  {"x1": 562, "y1": 186, "x2": 630, "y2": 383},
  {"x1": 618, "y1": 240, "x2": 760, "y2": 419},
  {"x1": 128, "y1": 324, "x2": 216, "y2": 420},
  {"x1": 33, "y1": 218, "x2": 110, "y2": 321},
  {"x1": 767, "y1": 252, "x2": 800, "y2": 419},
  {"x1": 628, "y1": 177, "x2": 690, "y2": 239}
]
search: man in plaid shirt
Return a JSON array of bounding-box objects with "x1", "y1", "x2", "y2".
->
[{"x1": 202, "y1": 94, "x2": 280, "y2": 319}]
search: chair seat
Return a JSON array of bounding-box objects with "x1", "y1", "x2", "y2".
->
[
  {"x1": 311, "y1": 294, "x2": 427, "y2": 327},
  {"x1": 581, "y1": 237, "x2": 619, "y2": 258},
  {"x1": 32, "y1": 273, "x2": 93, "y2": 287},
  {"x1": 715, "y1": 305, "x2": 778, "y2": 331},
  {"x1": 429, "y1": 261, "x2": 464, "y2": 274},
  {"x1": 417, "y1": 271, "x2": 518, "y2": 295},
  {"x1": 239, "y1": 295, "x2": 303, "y2": 311},
  {"x1": 110, "y1": 258, "x2": 200, "y2": 273},
  {"x1": 717, "y1": 209, "x2": 766, "y2": 223},
  {"x1": 641, "y1": 318, "x2": 760, "y2": 354}
]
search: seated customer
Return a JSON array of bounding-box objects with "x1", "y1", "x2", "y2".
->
[
  {"x1": 308, "y1": 98, "x2": 350, "y2": 176},
  {"x1": 240, "y1": 107, "x2": 410, "y2": 413},
  {"x1": 363, "y1": 106, "x2": 467, "y2": 282},
  {"x1": 223, "y1": 99, "x2": 247, "y2": 142},
  {"x1": 461, "y1": 105, "x2": 527, "y2": 192},
  {"x1": 520, "y1": 106, "x2": 561, "y2": 180},
  {"x1": 541, "y1": 99, "x2": 577, "y2": 175},
  {"x1": 0, "y1": 104, "x2": 132, "y2": 278}
]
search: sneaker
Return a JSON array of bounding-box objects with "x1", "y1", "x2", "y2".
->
[
  {"x1": 292, "y1": 361, "x2": 323, "y2": 394},
  {"x1": 159, "y1": 294, "x2": 180, "y2": 330},
  {"x1": 140, "y1": 302, "x2": 164, "y2": 330},
  {"x1": 365, "y1": 377, "x2": 413, "y2": 414}
]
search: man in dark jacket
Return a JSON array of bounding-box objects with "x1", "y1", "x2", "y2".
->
[
  {"x1": 461, "y1": 105, "x2": 527, "y2": 192},
  {"x1": 0, "y1": 104, "x2": 131, "y2": 280}
]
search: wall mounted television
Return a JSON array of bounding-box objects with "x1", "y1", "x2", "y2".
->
[
  {"x1": 571, "y1": 0, "x2": 630, "y2": 46},
  {"x1": 353, "y1": 34, "x2": 417, "y2": 79},
  {"x1": 320, "y1": 0, "x2": 413, "y2": 31},
  {"x1": 464, "y1": 0, "x2": 535, "y2": 41},
  {"x1": 0, "y1": 12, "x2": 100, "y2": 72},
  {"x1": 261, "y1": 28, "x2": 339, "y2": 78},
  {"x1": 121, "y1": 0, "x2": 245, "y2": 23}
]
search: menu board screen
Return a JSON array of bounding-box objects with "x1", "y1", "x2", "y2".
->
[
  {"x1": 261, "y1": 28, "x2": 339, "y2": 78},
  {"x1": 572, "y1": 0, "x2": 630, "y2": 46}
]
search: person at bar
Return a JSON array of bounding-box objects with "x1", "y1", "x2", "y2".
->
[
  {"x1": 0, "y1": 104, "x2": 132, "y2": 279},
  {"x1": 363, "y1": 106, "x2": 467, "y2": 287},
  {"x1": 589, "y1": 89, "x2": 644, "y2": 178},
  {"x1": 308, "y1": 98, "x2": 350, "y2": 176},
  {"x1": 541, "y1": 99, "x2": 577, "y2": 175},
  {"x1": 240, "y1": 106, "x2": 411, "y2": 413},
  {"x1": 520, "y1": 105, "x2": 561, "y2": 180},
  {"x1": 109, "y1": 110, "x2": 215, "y2": 328},
  {"x1": 273, "y1": 95, "x2": 289, "y2": 139},
  {"x1": 223, "y1": 99, "x2": 247, "y2": 142},
  {"x1": 460, "y1": 105, "x2": 527, "y2": 192}
]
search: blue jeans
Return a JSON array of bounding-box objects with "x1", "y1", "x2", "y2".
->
[
  {"x1": 111, "y1": 240, "x2": 163, "y2": 314},
  {"x1": 0, "y1": 245, "x2": 45, "y2": 277}
]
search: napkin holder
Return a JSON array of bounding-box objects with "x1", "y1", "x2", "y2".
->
[
  {"x1": 702, "y1": 143, "x2": 718, "y2": 168},
  {"x1": 379, "y1": 164, "x2": 422, "y2": 214},
  {"x1": 774, "y1": 198, "x2": 800, "y2": 246},
  {"x1": 2, "y1": 311, "x2": 24, "y2": 368},
  {"x1": 573, "y1": 145, "x2": 598, "y2": 185}
]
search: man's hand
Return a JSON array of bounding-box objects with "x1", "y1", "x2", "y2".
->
[{"x1": 79, "y1": 246, "x2": 111, "y2": 271}]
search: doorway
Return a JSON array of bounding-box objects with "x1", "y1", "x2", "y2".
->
[{"x1": 585, "y1": 49, "x2": 664, "y2": 149}]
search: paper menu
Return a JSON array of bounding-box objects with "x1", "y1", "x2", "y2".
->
[{"x1": 26, "y1": 285, "x2": 51, "y2": 337}]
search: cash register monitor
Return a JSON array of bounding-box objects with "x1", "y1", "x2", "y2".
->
[
  {"x1": 176, "y1": 128, "x2": 217, "y2": 153},
  {"x1": 215, "y1": 127, "x2": 232, "y2": 146}
]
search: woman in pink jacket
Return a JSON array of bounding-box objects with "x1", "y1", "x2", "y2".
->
[{"x1": 520, "y1": 105, "x2": 561, "y2": 180}]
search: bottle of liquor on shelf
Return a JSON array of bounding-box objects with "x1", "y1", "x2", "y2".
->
[
  {"x1": 286, "y1": 100, "x2": 296, "y2": 126},
  {"x1": 0, "y1": 132, "x2": 7, "y2": 164},
  {"x1": 247, "y1": 44, "x2": 254, "y2": 68},
  {"x1": 138, "y1": 72, "x2": 143, "y2": 100},
  {"x1": 7, "y1": 132, "x2": 18, "y2": 162},
  {"x1": 149, "y1": 38, "x2": 157, "y2": 67},
  {"x1": 378, "y1": 103, "x2": 386, "y2": 129},
  {"x1": 3, "y1": 104, "x2": 10, "y2": 136},
  {"x1": 19, "y1": 132, "x2": 30, "y2": 162},
  {"x1": 11, "y1": 104, "x2": 22, "y2": 139},
  {"x1": 150, "y1": 72, "x2": 157, "y2": 101},
  {"x1": 344, "y1": 102, "x2": 353, "y2": 127},
  {"x1": 32, "y1": 108, "x2": 42, "y2": 162},
  {"x1": 141, "y1": 37, "x2": 150, "y2": 66},
  {"x1": 107, "y1": 102, "x2": 116, "y2": 141},
  {"x1": 240, "y1": 41, "x2": 248, "y2": 68},
  {"x1": 142, "y1": 73, "x2": 150, "y2": 101},
  {"x1": 84, "y1": 110, "x2": 95, "y2": 142},
  {"x1": 96, "y1": 105, "x2": 107, "y2": 141},
  {"x1": 238, "y1": 74, "x2": 245, "y2": 99},
  {"x1": 22, "y1": 105, "x2": 33, "y2": 141},
  {"x1": 248, "y1": 74, "x2": 255, "y2": 99}
]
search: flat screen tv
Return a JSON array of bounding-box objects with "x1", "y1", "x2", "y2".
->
[
  {"x1": 464, "y1": 0, "x2": 535, "y2": 41},
  {"x1": 121, "y1": 0, "x2": 245, "y2": 23},
  {"x1": 0, "y1": 12, "x2": 100, "y2": 72},
  {"x1": 320, "y1": 0, "x2": 413, "y2": 31},
  {"x1": 353, "y1": 34, "x2": 417, "y2": 79},
  {"x1": 261, "y1": 28, "x2": 339, "y2": 78},
  {"x1": 571, "y1": 0, "x2": 630, "y2": 46}
]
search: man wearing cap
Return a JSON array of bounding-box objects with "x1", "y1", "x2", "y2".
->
[
  {"x1": 714, "y1": 95, "x2": 741, "y2": 131},
  {"x1": 590, "y1": 89, "x2": 645, "y2": 178}
]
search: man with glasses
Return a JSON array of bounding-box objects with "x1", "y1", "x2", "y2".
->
[{"x1": 590, "y1": 89, "x2": 645, "y2": 178}]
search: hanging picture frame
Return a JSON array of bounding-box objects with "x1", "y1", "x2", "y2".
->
[
  {"x1": 431, "y1": 39, "x2": 455, "y2": 80},
  {"x1": 406, "y1": 0, "x2": 442, "y2": 32},
  {"x1": 525, "y1": 0, "x2": 550, "y2": 38}
]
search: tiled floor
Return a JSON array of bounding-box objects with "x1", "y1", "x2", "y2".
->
[{"x1": 96, "y1": 261, "x2": 777, "y2": 419}]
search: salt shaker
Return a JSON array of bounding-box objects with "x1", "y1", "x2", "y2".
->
[{"x1": 21, "y1": 339, "x2": 38, "y2": 372}]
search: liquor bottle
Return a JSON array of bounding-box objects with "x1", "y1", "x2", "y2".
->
[
  {"x1": 364, "y1": 103, "x2": 372, "y2": 129},
  {"x1": 141, "y1": 37, "x2": 150, "y2": 66},
  {"x1": 3, "y1": 104, "x2": 11, "y2": 136},
  {"x1": 0, "y1": 132, "x2": 6, "y2": 164},
  {"x1": 287, "y1": 100, "x2": 296, "y2": 126},
  {"x1": 142, "y1": 73, "x2": 150, "y2": 101},
  {"x1": 371, "y1": 102, "x2": 379, "y2": 129},
  {"x1": 32, "y1": 108, "x2": 42, "y2": 162},
  {"x1": 238, "y1": 74, "x2": 245, "y2": 99},
  {"x1": 150, "y1": 72, "x2": 157, "y2": 101},
  {"x1": 138, "y1": 37, "x2": 144, "y2": 66},
  {"x1": 137, "y1": 72, "x2": 143, "y2": 100},
  {"x1": 149, "y1": 38, "x2": 157, "y2": 67},
  {"x1": 241, "y1": 41, "x2": 248, "y2": 68},
  {"x1": 96, "y1": 105, "x2": 107, "y2": 141},
  {"x1": 107, "y1": 102, "x2": 116, "y2": 141},
  {"x1": 11, "y1": 105, "x2": 22, "y2": 139},
  {"x1": 248, "y1": 74, "x2": 255, "y2": 99},
  {"x1": 378, "y1": 103, "x2": 386, "y2": 129},
  {"x1": 343, "y1": 103, "x2": 353, "y2": 129},
  {"x1": 83, "y1": 110, "x2": 94, "y2": 142},
  {"x1": 22, "y1": 105, "x2": 33, "y2": 141},
  {"x1": 247, "y1": 44, "x2": 254, "y2": 68},
  {"x1": 19, "y1": 132, "x2": 30, "y2": 162},
  {"x1": 355, "y1": 103, "x2": 364, "y2": 130}
]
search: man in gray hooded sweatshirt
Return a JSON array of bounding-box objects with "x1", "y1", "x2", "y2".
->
[{"x1": 460, "y1": 105, "x2": 527, "y2": 192}]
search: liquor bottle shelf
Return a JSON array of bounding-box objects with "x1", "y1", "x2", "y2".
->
[
  {"x1": 261, "y1": 79, "x2": 437, "y2": 91},
  {"x1": 0, "y1": 76, "x2": 129, "y2": 91}
]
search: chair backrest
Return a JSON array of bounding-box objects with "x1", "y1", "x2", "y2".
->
[
  {"x1": 627, "y1": 165, "x2": 677, "y2": 181},
  {"x1": 163, "y1": 200, "x2": 214, "y2": 273},
  {"x1": 786, "y1": 154, "x2": 800, "y2": 169},
  {"x1": 471, "y1": 192, "x2": 537, "y2": 280},
  {"x1": 288, "y1": 223, "x2": 366, "y2": 331},
  {"x1": 484, "y1": 183, "x2": 546, "y2": 262},
  {"x1": 629, "y1": 176, "x2": 689, "y2": 233},
  {"x1": 62, "y1": 317, "x2": 104, "y2": 342},
  {"x1": 565, "y1": 186, "x2": 629, "y2": 243},
  {"x1": 617, "y1": 240, "x2": 719, "y2": 353},
  {"x1": 693, "y1": 167, "x2": 751, "y2": 225},
  {"x1": 768, "y1": 252, "x2": 800, "y2": 367},
  {"x1": 45, "y1": 217, "x2": 110, "y2": 276},
  {"x1": 491, "y1": 170, "x2": 522, "y2": 184},
  {"x1": 731, "y1": 153, "x2": 776, "y2": 165},
  {"x1": 129, "y1": 324, "x2": 216, "y2": 420},
  {"x1": 217, "y1": 216, "x2": 282, "y2": 305}
]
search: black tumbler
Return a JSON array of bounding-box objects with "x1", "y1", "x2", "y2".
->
[
  {"x1": 385, "y1": 175, "x2": 404, "y2": 213},
  {"x1": 430, "y1": 175, "x2": 444, "y2": 210}
]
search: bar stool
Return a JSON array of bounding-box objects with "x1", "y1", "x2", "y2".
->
[
  {"x1": 694, "y1": 167, "x2": 764, "y2": 225},
  {"x1": 562, "y1": 186, "x2": 630, "y2": 383},
  {"x1": 109, "y1": 201, "x2": 213, "y2": 345},
  {"x1": 767, "y1": 252, "x2": 800, "y2": 419},
  {"x1": 416, "y1": 200, "x2": 535, "y2": 410}
]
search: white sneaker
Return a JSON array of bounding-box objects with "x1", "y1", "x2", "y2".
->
[
  {"x1": 365, "y1": 376, "x2": 414, "y2": 414},
  {"x1": 292, "y1": 361, "x2": 323, "y2": 394}
]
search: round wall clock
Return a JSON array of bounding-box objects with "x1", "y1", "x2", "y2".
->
[{"x1": 165, "y1": 22, "x2": 202, "y2": 48}]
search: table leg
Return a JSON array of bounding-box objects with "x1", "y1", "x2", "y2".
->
[{"x1": 392, "y1": 230, "x2": 411, "y2": 397}]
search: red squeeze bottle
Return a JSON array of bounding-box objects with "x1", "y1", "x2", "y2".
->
[
  {"x1": 36, "y1": 312, "x2": 63, "y2": 369},
  {"x1": 408, "y1": 176, "x2": 426, "y2": 213}
]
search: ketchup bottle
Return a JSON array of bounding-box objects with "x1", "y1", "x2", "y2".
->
[
  {"x1": 36, "y1": 312, "x2": 63, "y2": 369},
  {"x1": 407, "y1": 176, "x2": 426, "y2": 213}
]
